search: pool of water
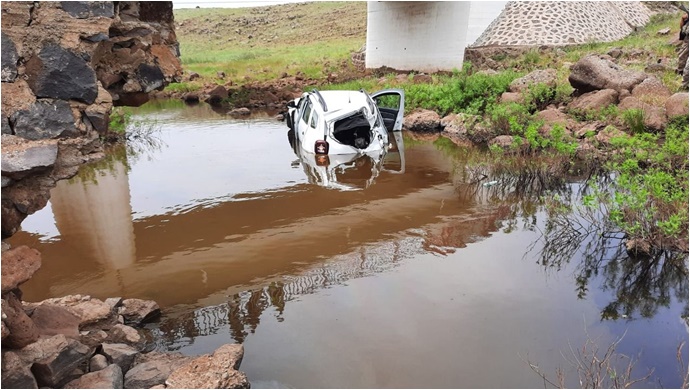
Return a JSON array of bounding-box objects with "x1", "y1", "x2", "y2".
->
[{"x1": 8, "y1": 100, "x2": 688, "y2": 388}]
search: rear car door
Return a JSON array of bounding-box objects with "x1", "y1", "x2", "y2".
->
[{"x1": 371, "y1": 89, "x2": 405, "y2": 132}]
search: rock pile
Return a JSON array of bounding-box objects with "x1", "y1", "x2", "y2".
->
[
  {"x1": 1, "y1": 246, "x2": 250, "y2": 389},
  {"x1": 403, "y1": 54, "x2": 689, "y2": 154}
]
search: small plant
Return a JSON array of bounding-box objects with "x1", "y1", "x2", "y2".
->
[
  {"x1": 524, "y1": 82, "x2": 556, "y2": 112},
  {"x1": 523, "y1": 330, "x2": 654, "y2": 389},
  {"x1": 108, "y1": 108, "x2": 132, "y2": 135},
  {"x1": 621, "y1": 108, "x2": 646, "y2": 134}
]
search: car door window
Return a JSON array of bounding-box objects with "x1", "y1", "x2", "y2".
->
[
  {"x1": 301, "y1": 100, "x2": 312, "y2": 125},
  {"x1": 309, "y1": 111, "x2": 318, "y2": 129}
]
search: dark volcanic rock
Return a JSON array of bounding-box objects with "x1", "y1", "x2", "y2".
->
[
  {"x1": 27, "y1": 334, "x2": 95, "y2": 388},
  {"x1": 25, "y1": 44, "x2": 98, "y2": 104},
  {"x1": 60, "y1": 2, "x2": 115, "y2": 19},
  {"x1": 1, "y1": 245, "x2": 42, "y2": 294},
  {"x1": 1, "y1": 351, "x2": 38, "y2": 389},
  {"x1": 137, "y1": 63, "x2": 165, "y2": 93},
  {"x1": 101, "y1": 343, "x2": 139, "y2": 374},
  {"x1": 1, "y1": 32, "x2": 18, "y2": 82},
  {"x1": 1, "y1": 136, "x2": 59, "y2": 179},
  {"x1": 2, "y1": 116, "x2": 11, "y2": 135},
  {"x1": 11, "y1": 100, "x2": 78, "y2": 140}
]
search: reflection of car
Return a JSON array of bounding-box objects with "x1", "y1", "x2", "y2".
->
[
  {"x1": 286, "y1": 89, "x2": 404, "y2": 155},
  {"x1": 287, "y1": 129, "x2": 405, "y2": 191}
]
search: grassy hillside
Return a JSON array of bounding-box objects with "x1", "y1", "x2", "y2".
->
[{"x1": 174, "y1": 2, "x2": 366, "y2": 83}]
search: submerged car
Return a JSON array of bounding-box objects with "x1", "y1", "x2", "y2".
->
[
  {"x1": 285, "y1": 89, "x2": 404, "y2": 155},
  {"x1": 286, "y1": 128, "x2": 405, "y2": 191}
]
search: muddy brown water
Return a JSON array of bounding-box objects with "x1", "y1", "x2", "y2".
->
[{"x1": 8, "y1": 100, "x2": 688, "y2": 388}]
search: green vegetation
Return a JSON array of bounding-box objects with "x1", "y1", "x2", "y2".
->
[
  {"x1": 174, "y1": 2, "x2": 366, "y2": 84},
  {"x1": 588, "y1": 117, "x2": 689, "y2": 248}
]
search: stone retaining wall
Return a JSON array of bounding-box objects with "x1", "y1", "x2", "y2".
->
[
  {"x1": 1, "y1": 1, "x2": 182, "y2": 238},
  {"x1": 471, "y1": 1, "x2": 652, "y2": 47}
]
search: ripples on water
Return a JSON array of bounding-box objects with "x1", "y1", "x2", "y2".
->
[{"x1": 9, "y1": 100, "x2": 688, "y2": 388}]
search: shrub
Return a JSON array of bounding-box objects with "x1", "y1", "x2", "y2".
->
[{"x1": 621, "y1": 108, "x2": 646, "y2": 134}]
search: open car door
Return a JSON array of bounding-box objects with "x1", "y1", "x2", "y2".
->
[{"x1": 371, "y1": 89, "x2": 405, "y2": 132}]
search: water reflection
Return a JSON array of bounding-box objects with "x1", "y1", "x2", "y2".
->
[
  {"x1": 50, "y1": 149, "x2": 136, "y2": 270},
  {"x1": 532, "y1": 182, "x2": 689, "y2": 322},
  {"x1": 287, "y1": 129, "x2": 405, "y2": 191}
]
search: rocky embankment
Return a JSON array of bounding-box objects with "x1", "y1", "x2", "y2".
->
[
  {"x1": 1, "y1": 1, "x2": 182, "y2": 238},
  {"x1": 1, "y1": 247, "x2": 249, "y2": 389},
  {"x1": 1, "y1": 2, "x2": 249, "y2": 388},
  {"x1": 403, "y1": 53, "x2": 688, "y2": 151}
]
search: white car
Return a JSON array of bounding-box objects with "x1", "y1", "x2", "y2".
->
[{"x1": 286, "y1": 89, "x2": 404, "y2": 155}]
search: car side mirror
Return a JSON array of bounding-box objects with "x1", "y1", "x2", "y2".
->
[{"x1": 287, "y1": 101, "x2": 297, "y2": 108}]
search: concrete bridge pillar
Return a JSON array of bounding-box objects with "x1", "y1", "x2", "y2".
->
[{"x1": 366, "y1": 1, "x2": 471, "y2": 72}]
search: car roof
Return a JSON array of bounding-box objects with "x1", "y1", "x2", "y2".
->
[{"x1": 310, "y1": 90, "x2": 371, "y2": 113}]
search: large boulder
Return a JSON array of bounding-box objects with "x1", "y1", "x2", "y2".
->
[
  {"x1": 17, "y1": 334, "x2": 94, "y2": 388},
  {"x1": 1, "y1": 32, "x2": 18, "y2": 82},
  {"x1": 489, "y1": 135, "x2": 518, "y2": 150},
  {"x1": 109, "y1": 324, "x2": 143, "y2": 345},
  {"x1": 124, "y1": 352, "x2": 192, "y2": 389},
  {"x1": 536, "y1": 108, "x2": 574, "y2": 137},
  {"x1": 568, "y1": 89, "x2": 619, "y2": 111},
  {"x1": 166, "y1": 344, "x2": 249, "y2": 389},
  {"x1": 11, "y1": 100, "x2": 78, "y2": 140},
  {"x1": 25, "y1": 44, "x2": 98, "y2": 104},
  {"x1": 119, "y1": 299, "x2": 160, "y2": 326},
  {"x1": 594, "y1": 126, "x2": 628, "y2": 146},
  {"x1": 29, "y1": 303, "x2": 81, "y2": 338},
  {"x1": 403, "y1": 109, "x2": 442, "y2": 133},
  {"x1": 89, "y1": 354, "x2": 109, "y2": 372},
  {"x1": 618, "y1": 96, "x2": 667, "y2": 132},
  {"x1": 1, "y1": 351, "x2": 38, "y2": 389},
  {"x1": 665, "y1": 92, "x2": 689, "y2": 118},
  {"x1": 101, "y1": 343, "x2": 139, "y2": 374},
  {"x1": 569, "y1": 54, "x2": 647, "y2": 93},
  {"x1": 206, "y1": 85, "x2": 229, "y2": 106},
  {"x1": 59, "y1": 2, "x2": 115, "y2": 18},
  {"x1": 136, "y1": 63, "x2": 166, "y2": 93},
  {"x1": 1, "y1": 136, "x2": 59, "y2": 180},
  {"x1": 64, "y1": 364, "x2": 123, "y2": 389},
  {"x1": 2, "y1": 292, "x2": 39, "y2": 349},
  {"x1": 1, "y1": 245, "x2": 42, "y2": 294},
  {"x1": 631, "y1": 76, "x2": 672, "y2": 99},
  {"x1": 34, "y1": 295, "x2": 114, "y2": 327},
  {"x1": 509, "y1": 69, "x2": 557, "y2": 93}
]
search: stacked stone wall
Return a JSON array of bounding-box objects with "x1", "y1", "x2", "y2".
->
[
  {"x1": 471, "y1": 1, "x2": 652, "y2": 47},
  {"x1": 1, "y1": 1, "x2": 182, "y2": 237}
]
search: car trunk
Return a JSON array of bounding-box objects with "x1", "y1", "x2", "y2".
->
[{"x1": 332, "y1": 112, "x2": 372, "y2": 149}]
